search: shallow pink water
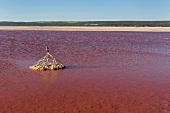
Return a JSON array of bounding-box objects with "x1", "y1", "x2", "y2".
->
[{"x1": 0, "y1": 30, "x2": 170, "y2": 113}]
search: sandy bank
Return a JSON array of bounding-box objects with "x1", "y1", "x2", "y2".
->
[{"x1": 0, "y1": 26, "x2": 170, "y2": 32}]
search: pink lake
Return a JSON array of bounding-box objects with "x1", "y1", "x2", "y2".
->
[{"x1": 0, "y1": 30, "x2": 170, "y2": 113}]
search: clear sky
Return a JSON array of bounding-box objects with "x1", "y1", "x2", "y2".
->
[{"x1": 0, "y1": 0, "x2": 170, "y2": 22}]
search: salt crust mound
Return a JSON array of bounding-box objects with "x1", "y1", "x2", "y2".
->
[{"x1": 29, "y1": 47, "x2": 65, "y2": 70}]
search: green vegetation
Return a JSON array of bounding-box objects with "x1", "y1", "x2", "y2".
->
[{"x1": 0, "y1": 21, "x2": 170, "y2": 27}]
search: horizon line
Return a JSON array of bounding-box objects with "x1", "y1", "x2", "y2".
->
[{"x1": 1, "y1": 20, "x2": 170, "y2": 22}]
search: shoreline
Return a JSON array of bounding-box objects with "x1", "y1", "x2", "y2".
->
[{"x1": 0, "y1": 26, "x2": 170, "y2": 32}]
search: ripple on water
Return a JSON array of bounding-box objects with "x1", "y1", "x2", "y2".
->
[{"x1": 0, "y1": 30, "x2": 170, "y2": 112}]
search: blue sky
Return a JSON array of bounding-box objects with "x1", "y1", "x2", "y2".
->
[{"x1": 0, "y1": 0, "x2": 170, "y2": 21}]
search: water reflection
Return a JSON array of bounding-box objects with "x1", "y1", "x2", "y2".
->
[{"x1": 36, "y1": 70, "x2": 59, "y2": 87}]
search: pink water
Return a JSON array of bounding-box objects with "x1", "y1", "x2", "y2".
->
[{"x1": 0, "y1": 30, "x2": 170, "y2": 113}]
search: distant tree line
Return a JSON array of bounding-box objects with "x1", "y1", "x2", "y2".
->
[{"x1": 0, "y1": 21, "x2": 170, "y2": 27}]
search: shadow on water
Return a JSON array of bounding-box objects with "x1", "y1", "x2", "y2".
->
[{"x1": 65, "y1": 65, "x2": 100, "y2": 70}]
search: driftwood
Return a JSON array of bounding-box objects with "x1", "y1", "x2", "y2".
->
[{"x1": 29, "y1": 46, "x2": 65, "y2": 70}]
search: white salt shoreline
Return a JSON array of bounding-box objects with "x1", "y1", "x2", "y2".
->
[{"x1": 0, "y1": 26, "x2": 170, "y2": 32}]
